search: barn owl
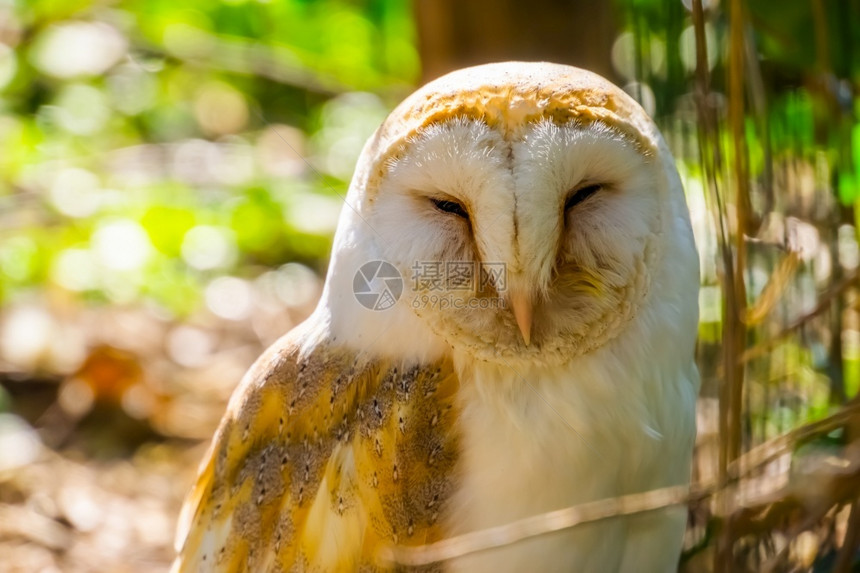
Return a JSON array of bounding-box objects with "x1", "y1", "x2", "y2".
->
[{"x1": 173, "y1": 62, "x2": 700, "y2": 572}]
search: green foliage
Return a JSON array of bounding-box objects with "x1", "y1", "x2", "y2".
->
[
  {"x1": 614, "y1": 1, "x2": 860, "y2": 474},
  {"x1": 0, "y1": 0, "x2": 417, "y2": 316}
]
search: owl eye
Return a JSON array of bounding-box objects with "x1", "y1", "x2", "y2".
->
[
  {"x1": 431, "y1": 198, "x2": 469, "y2": 220},
  {"x1": 564, "y1": 183, "x2": 603, "y2": 212}
]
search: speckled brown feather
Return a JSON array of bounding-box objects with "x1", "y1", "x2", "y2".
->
[{"x1": 173, "y1": 319, "x2": 460, "y2": 572}]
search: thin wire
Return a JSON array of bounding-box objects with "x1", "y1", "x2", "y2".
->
[{"x1": 379, "y1": 483, "x2": 701, "y2": 566}]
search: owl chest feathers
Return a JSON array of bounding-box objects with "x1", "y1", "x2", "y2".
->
[{"x1": 443, "y1": 331, "x2": 698, "y2": 571}]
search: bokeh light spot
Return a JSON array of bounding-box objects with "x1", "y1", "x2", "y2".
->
[
  {"x1": 53, "y1": 83, "x2": 110, "y2": 135},
  {"x1": 50, "y1": 167, "x2": 102, "y2": 218},
  {"x1": 0, "y1": 44, "x2": 18, "y2": 91},
  {"x1": 0, "y1": 305, "x2": 56, "y2": 370},
  {"x1": 166, "y1": 325, "x2": 214, "y2": 368},
  {"x1": 205, "y1": 276, "x2": 253, "y2": 321},
  {"x1": 92, "y1": 220, "x2": 153, "y2": 271},
  {"x1": 31, "y1": 21, "x2": 127, "y2": 79},
  {"x1": 0, "y1": 414, "x2": 41, "y2": 472},
  {"x1": 51, "y1": 248, "x2": 98, "y2": 291},
  {"x1": 193, "y1": 82, "x2": 248, "y2": 136},
  {"x1": 181, "y1": 225, "x2": 237, "y2": 270}
]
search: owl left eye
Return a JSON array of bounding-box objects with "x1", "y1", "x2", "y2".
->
[
  {"x1": 564, "y1": 183, "x2": 603, "y2": 212},
  {"x1": 431, "y1": 198, "x2": 470, "y2": 220}
]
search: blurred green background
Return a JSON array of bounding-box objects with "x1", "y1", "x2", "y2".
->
[
  {"x1": 2, "y1": 0, "x2": 860, "y2": 571},
  {"x1": 0, "y1": 0, "x2": 419, "y2": 441},
  {"x1": 1, "y1": 1, "x2": 420, "y2": 570}
]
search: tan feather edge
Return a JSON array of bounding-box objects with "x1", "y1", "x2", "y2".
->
[{"x1": 358, "y1": 62, "x2": 659, "y2": 204}]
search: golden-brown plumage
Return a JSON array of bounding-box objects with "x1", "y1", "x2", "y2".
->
[{"x1": 174, "y1": 320, "x2": 460, "y2": 571}]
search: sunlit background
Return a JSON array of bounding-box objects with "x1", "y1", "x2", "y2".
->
[{"x1": 2, "y1": 0, "x2": 860, "y2": 571}]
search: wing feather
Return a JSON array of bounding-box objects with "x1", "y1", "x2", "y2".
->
[{"x1": 173, "y1": 317, "x2": 460, "y2": 572}]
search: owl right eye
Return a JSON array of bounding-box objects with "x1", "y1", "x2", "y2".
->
[
  {"x1": 564, "y1": 183, "x2": 603, "y2": 212},
  {"x1": 431, "y1": 198, "x2": 470, "y2": 220}
]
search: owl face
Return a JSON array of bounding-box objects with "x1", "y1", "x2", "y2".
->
[{"x1": 334, "y1": 63, "x2": 687, "y2": 365}]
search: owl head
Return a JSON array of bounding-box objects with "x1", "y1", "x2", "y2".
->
[{"x1": 320, "y1": 62, "x2": 698, "y2": 366}]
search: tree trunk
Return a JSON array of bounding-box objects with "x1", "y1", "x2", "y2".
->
[{"x1": 414, "y1": 0, "x2": 619, "y2": 83}]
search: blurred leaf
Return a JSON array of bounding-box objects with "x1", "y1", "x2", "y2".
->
[
  {"x1": 229, "y1": 188, "x2": 284, "y2": 255},
  {"x1": 141, "y1": 205, "x2": 196, "y2": 257},
  {"x1": 839, "y1": 172, "x2": 858, "y2": 205}
]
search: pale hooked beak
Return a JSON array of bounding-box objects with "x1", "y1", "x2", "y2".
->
[{"x1": 509, "y1": 291, "x2": 533, "y2": 346}]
